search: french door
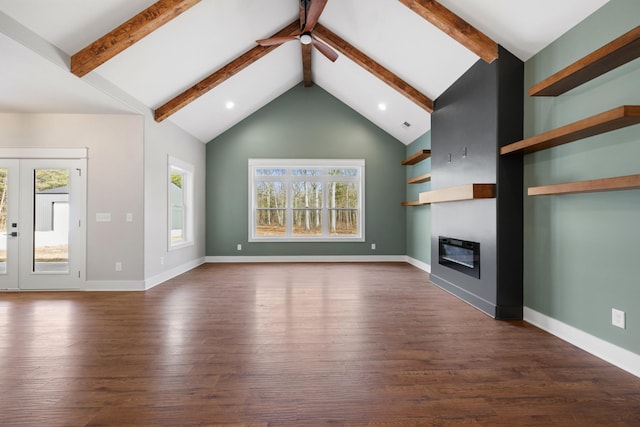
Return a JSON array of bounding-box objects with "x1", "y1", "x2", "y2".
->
[{"x1": 0, "y1": 157, "x2": 86, "y2": 290}]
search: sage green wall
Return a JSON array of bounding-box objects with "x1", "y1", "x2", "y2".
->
[
  {"x1": 405, "y1": 131, "x2": 431, "y2": 265},
  {"x1": 524, "y1": 0, "x2": 640, "y2": 354},
  {"x1": 206, "y1": 85, "x2": 407, "y2": 256}
]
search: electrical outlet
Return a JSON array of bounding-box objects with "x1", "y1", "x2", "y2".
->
[
  {"x1": 612, "y1": 308, "x2": 625, "y2": 329},
  {"x1": 371, "y1": 243, "x2": 376, "y2": 250},
  {"x1": 115, "y1": 262, "x2": 122, "y2": 272},
  {"x1": 160, "y1": 256, "x2": 164, "y2": 265},
  {"x1": 237, "y1": 244, "x2": 242, "y2": 251}
]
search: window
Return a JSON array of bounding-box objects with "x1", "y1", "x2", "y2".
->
[
  {"x1": 168, "y1": 156, "x2": 194, "y2": 250},
  {"x1": 249, "y1": 159, "x2": 365, "y2": 242}
]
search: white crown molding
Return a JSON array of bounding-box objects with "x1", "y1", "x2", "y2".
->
[{"x1": 0, "y1": 147, "x2": 87, "y2": 159}]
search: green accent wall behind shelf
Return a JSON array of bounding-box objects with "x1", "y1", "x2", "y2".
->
[
  {"x1": 524, "y1": 0, "x2": 640, "y2": 354},
  {"x1": 206, "y1": 85, "x2": 407, "y2": 257},
  {"x1": 405, "y1": 131, "x2": 431, "y2": 265}
]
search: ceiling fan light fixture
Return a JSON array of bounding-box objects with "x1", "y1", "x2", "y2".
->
[{"x1": 300, "y1": 33, "x2": 312, "y2": 45}]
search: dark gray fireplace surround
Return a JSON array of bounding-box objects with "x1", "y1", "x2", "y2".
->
[{"x1": 430, "y1": 46, "x2": 524, "y2": 320}]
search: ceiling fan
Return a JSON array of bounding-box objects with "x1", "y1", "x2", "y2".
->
[{"x1": 256, "y1": 0, "x2": 338, "y2": 62}]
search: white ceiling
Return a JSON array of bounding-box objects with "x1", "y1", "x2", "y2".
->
[{"x1": 0, "y1": 0, "x2": 610, "y2": 145}]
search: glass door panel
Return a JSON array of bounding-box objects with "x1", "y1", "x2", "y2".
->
[
  {"x1": 19, "y1": 159, "x2": 85, "y2": 290},
  {"x1": 33, "y1": 168, "x2": 70, "y2": 273}
]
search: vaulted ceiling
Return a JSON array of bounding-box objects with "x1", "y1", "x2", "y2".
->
[{"x1": 0, "y1": 0, "x2": 610, "y2": 144}]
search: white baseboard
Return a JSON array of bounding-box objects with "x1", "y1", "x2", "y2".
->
[
  {"x1": 524, "y1": 307, "x2": 640, "y2": 379},
  {"x1": 84, "y1": 280, "x2": 146, "y2": 291},
  {"x1": 144, "y1": 257, "x2": 206, "y2": 290},
  {"x1": 206, "y1": 255, "x2": 408, "y2": 263},
  {"x1": 84, "y1": 258, "x2": 206, "y2": 291},
  {"x1": 406, "y1": 256, "x2": 431, "y2": 273}
]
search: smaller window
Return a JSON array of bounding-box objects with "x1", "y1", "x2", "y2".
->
[{"x1": 168, "y1": 156, "x2": 194, "y2": 250}]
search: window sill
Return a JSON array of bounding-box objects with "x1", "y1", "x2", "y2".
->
[{"x1": 169, "y1": 241, "x2": 194, "y2": 251}]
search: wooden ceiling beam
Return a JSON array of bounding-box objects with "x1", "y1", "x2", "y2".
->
[
  {"x1": 71, "y1": 0, "x2": 200, "y2": 77},
  {"x1": 302, "y1": 44, "x2": 313, "y2": 87},
  {"x1": 398, "y1": 0, "x2": 498, "y2": 63},
  {"x1": 300, "y1": 3, "x2": 313, "y2": 87},
  {"x1": 154, "y1": 20, "x2": 301, "y2": 122},
  {"x1": 314, "y1": 24, "x2": 434, "y2": 113}
]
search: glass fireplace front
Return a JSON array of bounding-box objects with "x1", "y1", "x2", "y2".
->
[{"x1": 438, "y1": 236, "x2": 480, "y2": 279}]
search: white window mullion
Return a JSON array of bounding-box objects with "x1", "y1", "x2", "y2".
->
[
  {"x1": 321, "y1": 174, "x2": 329, "y2": 237},
  {"x1": 285, "y1": 177, "x2": 292, "y2": 237}
]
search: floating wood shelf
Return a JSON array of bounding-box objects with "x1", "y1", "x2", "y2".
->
[
  {"x1": 500, "y1": 105, "x2": 640, "y2": 155},
  {"x1": 419, "y1": 183, "x2": 495, "y2": 204},
  {"x1": 529, "y1": 25, "x2": 640, "y2": 96},
  {"x1": 407, "y1": 173, "x2": 432, "y2": 184},
  {"x1": 401, "y1": 149, "x2": 431, "y2": 165},
  {"x1": 528, "y1": 174, "x2": 640, "y2": 196},
  {"x1": 401, "y1": 200, "x2": 425, "y2": 206}
]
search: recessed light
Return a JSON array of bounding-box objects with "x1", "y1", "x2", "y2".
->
[
  {"x1": 225, "y1": 101, "x2": 235, "y2": 110},
  {"x1": 378, "y1": 103, "x2": 387, "y2": 111}
]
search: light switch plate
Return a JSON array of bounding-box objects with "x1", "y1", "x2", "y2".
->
[{"x1": 96, "y1": 213, "x2": 111, "y2": 222}]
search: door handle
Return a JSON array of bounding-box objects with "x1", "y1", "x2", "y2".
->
[{"x1": 9, "y1": 232, "x2": 18, "y2": 237}]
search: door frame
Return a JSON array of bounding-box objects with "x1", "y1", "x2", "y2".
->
[
  {"x1": 0, "y1": 159, "x2": 20, "y2": 289},
  {"x1": 0, "y1": 148, "x2": 87, "y2": 290}
]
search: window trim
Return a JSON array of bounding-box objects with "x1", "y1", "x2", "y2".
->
[
  {"x1": 168, "y1": 156, "x2": 194, "y2": 251},
  {"x1": 248, "y1": 158, "x2": 365, "y2": 242}
]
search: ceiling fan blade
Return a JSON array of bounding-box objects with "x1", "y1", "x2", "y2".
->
[
  {"x1": 312, "y1": 37, "x2": 338, "y2": 62},
  {"x1": 303, "y1": 0, "x2": 328, "y2": 32},
  {"x1": 256, "y1": 35, "x2": 299, "y2": 46}
]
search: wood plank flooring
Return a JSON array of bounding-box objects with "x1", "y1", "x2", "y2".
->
[{"x1": 1, "y1": 262, "x2": 639, "y2": 426}]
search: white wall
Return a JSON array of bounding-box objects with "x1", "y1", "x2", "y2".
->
[
  {"x1": 144, "y1": 117, "x2": 206, "y2": 287},
  {"x1": 0, "y1": 112, "x2": 207, "y2": 289},
  {"x1": 0, "y1": 113, "x2": 145, "y2": 282}
]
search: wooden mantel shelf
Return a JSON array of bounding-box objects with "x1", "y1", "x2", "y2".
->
[
  {"x1": 401, "y1": 149, "x2": 431, "y2": 165},
  {"x1": 529, "y1": 25, "x2": 640, "y2": 96},
  {"x1": 401, "y1": 200, "x2": 425, "y2": 206},
  {"x1": 407, "y1": 173, "x2": 431, "y2": 184},
  {"x1": 528, "y1": 174, "x2": 640, "y2": 196},
  {"x1": 419, "y1": 183, "x2": 495, "y2": 204},
  {"x1": 500, "y1": 105, "x2": 640, "y2": 155}
]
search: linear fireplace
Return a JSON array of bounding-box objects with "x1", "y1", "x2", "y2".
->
[{"x1": 438, "y1": 237, "x2": 480, "y2": 279}]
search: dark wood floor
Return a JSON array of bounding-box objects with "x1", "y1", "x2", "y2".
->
[{"x1": 1, "y1": 263, "x2": 639, "y2": 426}]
